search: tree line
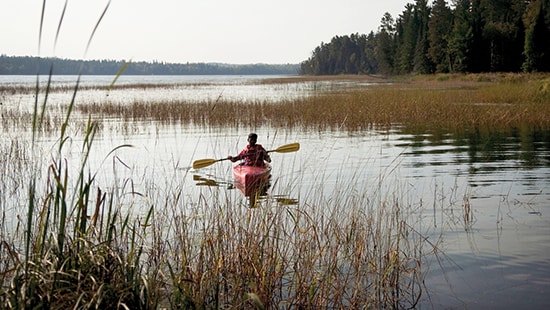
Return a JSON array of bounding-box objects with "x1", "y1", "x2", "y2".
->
[
  {"x1": 0, "y1": 55, "x2": 300, "y2": 75},
  {"x1": 300, "y1": 0, "x2": 550, "y2": 75}
]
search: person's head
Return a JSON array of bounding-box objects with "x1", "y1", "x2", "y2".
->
[{"x1": 247, "y1": 133, "x2": 258, "y2": 146}]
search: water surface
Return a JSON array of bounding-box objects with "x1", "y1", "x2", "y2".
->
[{"x1": 1, "y1": 75, "x2": 549, "y2": 309}]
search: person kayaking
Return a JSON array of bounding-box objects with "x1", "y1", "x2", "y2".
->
[{"x1": 228, "y1": 133, "x2": 271, "y2": 166}]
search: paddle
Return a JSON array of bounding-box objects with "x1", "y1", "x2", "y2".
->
[{"x1": 192, "y1": 142, "x2": 300, "y2": 169}]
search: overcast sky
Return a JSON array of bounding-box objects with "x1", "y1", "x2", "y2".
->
[{"x1": 1, "y1": 0, "x2": 411, "y2": 64}]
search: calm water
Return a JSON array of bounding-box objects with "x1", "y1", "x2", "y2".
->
[{"x1": 2, "y1": 75, "x2": 549, "y2": 309}]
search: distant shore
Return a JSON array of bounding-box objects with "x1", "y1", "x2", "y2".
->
[{"x1": 0, "y1": 55, "x2": 300, "y2": 75}]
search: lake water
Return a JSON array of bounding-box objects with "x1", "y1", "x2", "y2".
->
[{"x1": 1, "y1": 75, "x2": 549, "y2": 309}]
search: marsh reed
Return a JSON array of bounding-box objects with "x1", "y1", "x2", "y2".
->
[
  {"x1": 71, "y1": 73, "x2": 550, "y2": 133},
  {"x1": 5, "y1": 73, "x2": 549, "y2": 135},
  {"x1": 153, "y1": 182, "x2": 429, "y2": 308},
  {"x1": 1, "y1": 70, "x2": 443, "y2": 308},
  {"x1": 1, "y1": 123, "x2": 431, "y2": 308}
]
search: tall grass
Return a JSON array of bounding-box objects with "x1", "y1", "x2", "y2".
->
[
  {"x1": 1, "y1": 72, "x2": 440, "y2": 309},
  {"x1": 70, "y1": 73, "x2": 550, "y2": 133},
  {"x1": 0, "y1": 1, "x2": 158, "y2": 308},
  {"x1": 126, "y1": 172, "x2": 432, "y2": 308},
  {"x1": 1, "y1": 124, "x2": 435, "y2": 308},
  {"x1": 4, "y1": 73, "x2": 549, "y2": 135}
]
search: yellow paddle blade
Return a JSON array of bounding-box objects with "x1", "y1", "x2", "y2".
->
[
  {"x1": 270, "y1": 142, "x2": 300, "y2": 153},
  {"x1": 192, "y1": 158, "x2": 219, "y2": 169}
]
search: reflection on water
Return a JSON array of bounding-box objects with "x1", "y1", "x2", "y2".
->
[
  {"x1": 237, "y1": 180, "x2": 270, "y2": 208},
  {"x1": 1, "y1": 75, "x2": 549, "y2": 308},
  {"x1": 192, "y1": 174, "x2": 231, "y2": 187},
  {"x1": 192, "y1": 171, "x2": 295, "y2": 209},
  {"x1": 272, "y1": 195, "x2": 300, "y2": 206},
  {"x1": 398, "y1": 126, "x2": 550, "y2": 166},
  {"x1": 390, "y1": 125, "x2": 550, "y2": 308}
]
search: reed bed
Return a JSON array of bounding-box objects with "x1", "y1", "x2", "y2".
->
[
  {"x1": 1, "y1": 83, "x2": 435, "y2": 308},
  {"x1": 0, "y1": 81, "x2": 231, "y2": 95},
  {"x1": 155, "y1": 182, "x2": 428, "y2": 309},
  {"x1": 0, "y1": 147, "x2": 468, "y2": 307},
  {"x1": 5, "y1": 73, "x2": 549, "y2": 134},
  {"x1": 0, "y1": 130, "x2": 432, "y2": 308},
  {"x1": 70, "y1": 73, "x2": 550, "y2": 133}
]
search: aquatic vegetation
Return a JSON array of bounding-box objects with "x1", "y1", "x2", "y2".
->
[
  {"x1": 71, "y1": 73, "x2": 550, "y2": 132},
  {"x1": 3, "y1": 71, "x2": 549, "y2": 307},
  {"x1": 0, "y1": 68, "x2": 452, "y2": 308}
]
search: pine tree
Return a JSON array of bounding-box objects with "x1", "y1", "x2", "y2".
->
[
  {"x1": 522, "y1": 0, "x2": 550, "y2": 72},
  {"x1": 375, "y1": 12, "x2": 397, "y2": 75},
  {"x1": 428, "y1": 0, "x2": 453, "y2": 73},
  {"x1": 447, "y1": 0, "x2": 475, "y2": 72},
  {"x1": 480, "y1": 0, "x2": 526, "y2": 71},
  {"x1": 414, "y1": 0, "x2": 433, "y2": 73},
  {"x1": 394, "y1": 4, "x2": 416, "y2": 74}
]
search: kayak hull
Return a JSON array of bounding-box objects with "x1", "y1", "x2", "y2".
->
[{"x1": 233, "y1": 164, "x2": 271, "y2": 196}]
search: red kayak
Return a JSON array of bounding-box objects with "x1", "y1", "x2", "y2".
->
[{"x1": 233, "y1": 164, "x2": 271, "y2": 196}]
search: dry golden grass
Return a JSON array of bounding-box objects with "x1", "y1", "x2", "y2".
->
[
  {"x1": 71, "y1": 73, "x2": 550, "y2": 133},
  {"x1": 5, "y1": 73, "x2": 549, "y2": 134}
]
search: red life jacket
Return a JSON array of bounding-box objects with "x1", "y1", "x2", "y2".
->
[{"x1": 238, "y1": 144, "x2": 268, "y2": 166}]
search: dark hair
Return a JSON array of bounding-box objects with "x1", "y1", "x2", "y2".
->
[{"x1": 248, "y1": 133, "x2": 258, "y2": 140}]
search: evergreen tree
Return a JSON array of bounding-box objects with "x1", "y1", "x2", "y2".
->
[
  {"x1": 412, "y1": 0, "x2": 433, "y2": 74},
  {"x1": 394, "y1": 4, "x2": 417, "y2": 74},
  {"x1": 299, "y1": 34, "x2": 373, "y2": 75},
  {"x1": 364, "y1": 31, "x2": 379, "y2": 74},
  {"x1": 375, "y1": 12, "x2": 397, "y2": 75},
  {"x1": 298, "y1": 0, "x2": 549, "y2": 75},
  {"x1": 394, "y1": 1, "x2": 433, "y2": 74},
  {"x1": 480, "y1": 0, "x2": 526, "y2": 71},
  {"x1": 428, "y1": 0, "x2": 453, "y2": 73},
  {"x1": 447, "y1": 0, "x2": 475, "y2": 72},
  {"x1": 522, "y1": 0, "x2": 550, "y2": 72},
  {"x1": 0, "y1": 55, "x2": 299, "y2": 75}
]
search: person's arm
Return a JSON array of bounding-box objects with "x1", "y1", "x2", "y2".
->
[
  {"x1": 261, "y1": 146, "x2": 271, "y2": 163},
  {"x1": 227, "y1": 148, "x2": 247, "y2": 162}
]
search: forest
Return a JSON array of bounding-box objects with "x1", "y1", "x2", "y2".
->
[
  {"x1": 300, "y1": 0, "x2": 550, "y2": 75},
  {"x1": 0, "y1": 55, "x2": 299, "y2": 75}
]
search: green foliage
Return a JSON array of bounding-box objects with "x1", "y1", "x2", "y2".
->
[
  {"x1": 447, "y1": 0, "x2": 475, "y2": 72},
  {"x1": 523, "y1": 0, "x2": 550, "y2": 72},
  {"x1": 411, "y1": 0, "x2": 432, "y2": 74},
  {"x1": 428, "y1": 0, "x2": 453, "y2": 73},
  {"x1": 300, "y1": 33, "x2": 372, "y2": 75},
  {"x1": 374, "y1": 13, "x2": 397, "y2": 75},
  {"x1": 480, "y1": 0, "x2": 527, "y2": 71},
  {"x1": 302, "y1": 0, "x2": 550, "y2": 75},
  {"x1": 394, "y1": 4, "x2": 416, "y2": 74}
]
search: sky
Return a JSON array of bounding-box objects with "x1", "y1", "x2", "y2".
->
[{"x1": 1, "y1": 0, "x2": 412, "y2": 64}]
